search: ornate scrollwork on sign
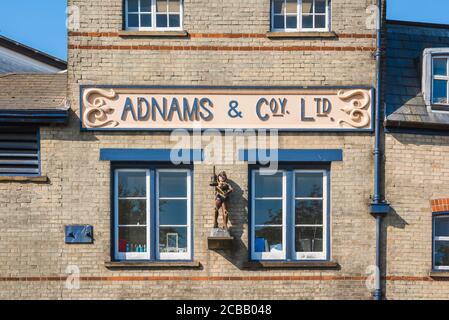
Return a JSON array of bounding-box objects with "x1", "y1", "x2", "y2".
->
[
  {"x1": 83, "y1": 88, "x2": 119, "y2": 128},
  {"x1": 337, "y1": 89, "x2": 371, "y2": 128}
]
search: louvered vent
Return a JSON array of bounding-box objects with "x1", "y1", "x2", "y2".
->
[{"x1": 0, "y1": 127, "x2": 39, "y2": 175}]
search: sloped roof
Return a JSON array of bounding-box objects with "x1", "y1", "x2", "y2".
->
[
  {"x1": 385, "y1": 20, "x2": 449, "y2": 130},
  {"x1": 0, "y1": 35, "x2": 67, "y2": 72},
  {"x1": 0, "y1": 73, "x2": 68, "y2": 111}
]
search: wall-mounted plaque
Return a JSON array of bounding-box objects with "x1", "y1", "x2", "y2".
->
[
  {"x1": 65, "y1": 225, "x2": 94, "y2": 244},
  {"x1": 80, "y1": 86, "x2": 373, "y2": 131}
]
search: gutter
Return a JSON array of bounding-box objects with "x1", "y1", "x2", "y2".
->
[
  {"x1": 385, "y1": 118, "x2": 449, "y2": 132},
  {"x1": 369, "y1": 0, "x2": 391, "y2": 301}
]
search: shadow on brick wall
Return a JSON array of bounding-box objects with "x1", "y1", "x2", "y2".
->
[
  {"x1": 381, "y1": 206, "x2": 408, "y2": 299},
  {"x1": 213, "y1": 179, "x2": 249, "y2": 269}
]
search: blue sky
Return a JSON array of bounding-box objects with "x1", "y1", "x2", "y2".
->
[{"x1": 0, "y1": 0, "x2": 448, "y2": 61}]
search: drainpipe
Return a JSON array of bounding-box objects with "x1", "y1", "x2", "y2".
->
[{"x1": 369, "y1": 0, "x2": 390, "y2": 301}]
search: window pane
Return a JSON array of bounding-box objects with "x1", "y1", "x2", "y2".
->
[
  {"x1": 156, "y1": 14, "x2": 168, "y2": 27},
  {"x1": 169, "y1": 14, "x2": 181, "y2": 27},
  {"x1": 434, "y1": 58, "x2": 448, "y2": 76},
  {"x1": 273, "y1": 15, "x2": 285, "y2": 29},
  {"x1": 316, "y1": 0, "x2": 326, "y2": 13},
  {"x1": 296, "y1": 226, "x2": 323, "y2": 252},
  {"x1": 286, "y1": 15, "x2": 297, "y2": 29},
  {"x1": 273, "y1": 0, "x2": 285, "y2": 14},
  {"x1": 295, "y1": 200, "x2": 323, "y2": 225},
  {"x1": 302, "y1": 0, "x2": 313, "y2": 14},
  {"x1": 118, "y1": 227, "x2": 147, "y2": 253},
  {"x1": 255, "y1": 227, "x2": 283, "y2": 253},
  {"x1": 159, "y1": 226, "x2": 188, "y2": 253},
  {"x1": 157, "y1": 0, "x2": 167, "y2": 12},
  {"x1": 159, "y1": 171, "x2": 187, "y2": 197},
  {"x1": 302, "y1": 15, "x2": 313, "y2": 28},
  {"x1": 295, "y1": 172, "x2": 323, "y2": 198},
  {"x1": 127, "y1": 0, "x2": 139, "y2": 12},
  {"x1": 159, "y1": 199, "x2": 187, "y2": 225},
  {"x1": 435, "y1": 216, "x2": 449, "y2": 237},
  {"x1": 168, "y1": 0, "x2": 180, "y2": 12},
  {"x1": 255, "y1": 199, "x2": 283, "y2": 225},
  {"x1": 141, "y1": 0, "x2": 152, "y2": 12},
  {"x1": 435, "y1": 241, "x2": 449, "y2": 267},
  {"x1": 119, "y1": 199, "x2": 146, "y2": 225},
  {"x1": 127, "y1": 14, "x2": 140, "y2": 28},
  {"x1": 141, "y1": 14, "x2": 152, "y2": 27},
  {"x1": 254, "y1": 171, "x2": 283, "y2": 197},
  {"x1": 433, "y1": 79, "x2": 448, "y2": 104},
  {"x1": 118, "y1": 171, "x2": 146, "y2": 197},
  {"x1": 315, "y1": 15, "x2": 326, "y2": 28},
  {"x1": 286, "y1": 0, "x2": 297, "y2": 14}
]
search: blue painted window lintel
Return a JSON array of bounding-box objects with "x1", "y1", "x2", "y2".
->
[
  {"x1": 100, "y1": 149, "x2": 204, "y2": 162},
  {"x1": 238, "y1": 149, "x2": 343, "y2": 162}
]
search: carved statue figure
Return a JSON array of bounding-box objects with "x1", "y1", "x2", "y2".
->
[{"x1": 211, "y1": 171, "x2": 233, "y2": 230}]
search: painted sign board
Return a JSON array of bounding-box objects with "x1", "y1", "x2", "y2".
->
[{"x1": 80, "y1": 86, "x2": 373, "y2": 131}]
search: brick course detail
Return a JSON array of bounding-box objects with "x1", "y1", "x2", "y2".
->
[
  {"x1": 68, "y1": 31, "x2": 377, "y2": 39},
  {"x1": 68, "y1": 44, "x2": 375, "y2": 52},
  {"x1": 431, "y1": 198, "x2": 449, "y2": 213}
]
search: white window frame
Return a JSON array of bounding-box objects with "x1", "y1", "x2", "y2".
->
[
  {"x1": 271, "y1": 0, "x2": 330, "y2": 33},
  {"x1": 293, "y1": 170, "x2": 328, "y2": 261},
  {"x1": 114, "y1": 169, "x2": 151, "y2": 261},
  {"x1": 156, "y1": 169, "x2": 192, "y2": 261},
  {"x1": 433, "y1": 215, "x2": 449, "y2": 271},
  {"x1": 251, "y1": 170, "x2": 287, "y2": 260},
  {"x1": 125, "y1": 0, "x2": 184, "y2": 31},
  {"x1": 422, "y1": 48, "x2": 449, "y2": 108}
]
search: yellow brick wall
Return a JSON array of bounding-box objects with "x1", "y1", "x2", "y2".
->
[{"x1": 0, "y1": 0, "x2": 387, "y2": 299}]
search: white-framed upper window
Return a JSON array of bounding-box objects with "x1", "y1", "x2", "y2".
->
[
  {"x1": 125, "y1": 0, "x2": 183, "y2": 31},
  {"x1": 271, "y1": 0, "x2": 330, "y2": 32},
  {"x1": 432, "y1": 56, "x2": 449, "y2": 105},
  {"x1": 422, "y1": 48, "x2": 449, "y2": 108},
  {"x1": 433, "y1": 214, "x2": 449, "y2": 271},
  {"x1": 250, "y1": 168, "x2": 329, "y2": 261},
  {"x1": 114, "y1": 167, "x2": 192, "y2": 261}
]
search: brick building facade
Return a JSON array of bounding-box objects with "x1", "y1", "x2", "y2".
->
[
  {"x1": 1, "y1": 0, "x2": 448, "y2": 300},
  {"x1": 383, "y1": 21, "x2": 449, "y2": 299}
]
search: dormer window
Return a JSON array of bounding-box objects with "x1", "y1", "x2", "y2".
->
[
  {"x1": 422, "y1": 48, "x2": 449, "y2": 109},
  {"x1": 432, "y1": 57, "x2": 449, "y2": 105}
]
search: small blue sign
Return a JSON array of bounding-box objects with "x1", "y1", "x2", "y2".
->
[{"x1": 65, "y1": 225, "x2": 94, "y2": 244}]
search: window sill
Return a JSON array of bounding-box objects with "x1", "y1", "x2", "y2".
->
[
  {"x1": 243, "y1": 261, "x2": 340, "y2": 270},
  {"x1": 0, "y1": 176, "x2": 49, "y2": 183},
  {"x1": 118, "y1": 30, "x2": 189, "y2": 38},
  {"x1": 266, "y1": 31, "x2": 337, "y2": 39},
  {"x1": 430, "y1": 104, "x2": 449, "y2": 111},
  {"x1": 429, "y1": 271, "x2": 449, "y2": 279},
  {"x1": 105, "y1": 261, "x2": 202, "y2": 270}
]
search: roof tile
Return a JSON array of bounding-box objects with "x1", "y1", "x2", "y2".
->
[{"x1": 0, "y1": 73, "x2": 68, "y2": 111}]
